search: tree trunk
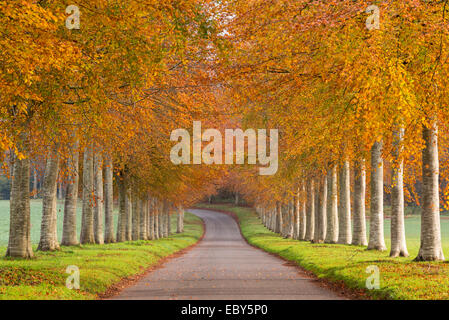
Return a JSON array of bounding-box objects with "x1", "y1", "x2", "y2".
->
[
  {"x1": 338, "y1": 161, "x2": 352, "y2": 244},
  {"x1": 319, "y1": 176, "x2": 327, "y2": 242},
  {"x1": 148, "y1": 197, "x2": 155, "y2": 239},
  {"x1": 325, "y1": 166, "x2": 338, "y2": 243},
  {"x1": 61, "y1": 140, "x2": 79, "y2": 246},
  {"x1": 103, "y1": 156, "x2": 115, "y2": 243},
  {"x1": 140, "y1": 196, "x2": 148, "y2": 240},
  {"x1": 143, "y1": 198, "x2": 149, "y2": 239},
  {"x1": 154, "y1": 198, "x2": 160, "y2": 239},
  {"x1": 294, "y1": 188, "x2": 300, "y2": 239},
  {"x1": 313, "y1": 179, "x2": 321, "y2": 243},
  {"x1": 390, "y1": 128, "x2": 409, "y2": 257},
  {"x1": 6, "y1": 141, "x2": 33, "y2": 258},
  {"x1": 287, "y1": 200, "x2": 294, "y2": 238},
  {"x1": 275, "y1": 201, "x2": 282, "y2": 234},
  {"x1": 267, "y1": 208, "x2": 272, "y2": 231},
  {"x1": 33, "y1": 166, "x2": 38, "y2": 199},
  {"x1": 177, "y1": 206, "x2": 184, "y2": 233},
  {"x1": 299, "y1": 183, "x2": 307, "y2": 240},
  {"x1": 164, "y1": 201, "x2": 171, "y2": 237},
  {"x1": 415, "y1": 122, "x2": 444, "y2": 261},
  {"x1": 353, "y1": 160, "x2": 368, "y2": 246},
  {"x1": 162, "y1": 201, "x2": 167, "y2": 238},
  {"x1": 38, "y1": 148, "x2": 60, "y2": 251},
  {"x1": 93, "y1": 153, "x2": 104, "y2": 244},
  {"x1": 368, "y1": 141, "x2": 386, "y2": 251},
  {"x1": 80, "y1": 146, "x2": 95, "y2": 244},
  {"x1": 125, "y1": 184, "x2": 132, "y2": 241},
  {"x1": 132, "y1": 194, "x2": 140, "y2": 241},
  {"x1": 281, "y1": 203, "x2": 288, "y2": 237},
  {"x1": 158, "y1": 200, "x2": 165, "y2": 238},
  {"x1": 305, "y1": 179, "x2": 315, "y2": 241},
  {"x1": 116, "y1": 174, "x2": 127, "y2": 242}
]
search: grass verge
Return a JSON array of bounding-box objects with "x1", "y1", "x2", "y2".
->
[
  {"x1": 198, "y1": 203, "x2": 449, "y2": 300},
  {"x1": 0, "y1": 212, "x2": 203, "y2": 300}
]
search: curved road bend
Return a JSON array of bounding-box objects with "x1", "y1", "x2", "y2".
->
[{"x1": 111, "y1": 208, "x2": 345, "y2": 300}]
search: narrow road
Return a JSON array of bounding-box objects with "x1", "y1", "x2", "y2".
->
[{"x1": 111, "y1": 209, "x2": 345, "y2": 300}]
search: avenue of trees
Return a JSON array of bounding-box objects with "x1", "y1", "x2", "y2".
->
[
  {"x1": 220, "y1": 0, "x2": 449, "y2": 262},
  {"x1": 3, "y1": 0, "x2": 449, "y2": 264},
  {"x1": 1, "y1": 0, "x2": 222, "y2": 258}
]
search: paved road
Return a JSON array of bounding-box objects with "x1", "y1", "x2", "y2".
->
[{"x1": 111, "y1": 209, "x2": 345, "y2": 300}]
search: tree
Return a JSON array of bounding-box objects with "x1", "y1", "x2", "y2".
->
[
  {"x1": 390, "y1": 129, "x2": 408, "y2": 257},
  {"x1": 325, "y1": 167, "x2": 338, "y2": 244},
  {"x1": 338, "y1": 162, "x2": 352, "y2": 245},
  {"x1": 103, "y1": 156, "x2": 115, "y2": 243},
  {"x1": 353, "y1": 160, "x2": 367, "y2": 246},
  {"x1": 37, "y1": 148, "x2": 60, "y2": 251},
  {"x1": 61, "y1": 140, "x2": 80, "y2": 246},
  {"x1": 93, "y1": 153, "x2": 104, "y2": 244},
  {"x1": 368, "y1": 141, "x2": 386, "y2": 251},
  {"x1": 416, "y1": 123, "x2": 444, "y2": 261},
  {"x1": 80, "y1": 147, "x2": 95, "y2": 244}
]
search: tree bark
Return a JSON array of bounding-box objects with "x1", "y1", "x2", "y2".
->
[
  {"x1": 415, "y1": 122, "x2": 444, "y2": 261},
  {"x1": 140, "y1": 196, "x2": 148, "y2": 240},
  {"x1": 294, "y1": 188, "x2": 300, "y2": 239},
  {"x1": 352, "y1": 160, "x2": 368, "y2": 246},
  {"x1": 116, "y1": 174, "x2": 127, "y2": 242},
  {"x1": 305, "y1": 179, "x2": 315, "y2": 241},
  {"x1": 38, "y1": 148, "x2": 60, "y2": 251},
  {"x1": 167, "y1": 206, "x2": 171, "y2": 236},
  {"x1": 165, "y1": 201, "x2": 171, "y2": 237},
  {"x1": 318, "y1": 176, "x2": 327, "y2": 242},
  {"x1": 6, "y1": 139, "x2": 33, "y2": 258},
  {"x1": 281, "y1": 203, "x2": 288, "y2": 237},
  {"x1": 93, "y1": 153, "x2": 104, "y2": 244},
  {"x1": 103, "y1": 156, "x2": 115, "y2": 243},
  {"x1": 153, "y1": 198, "x2": 160, "y2": 239},
  {"x1": 275, "y1": 201, "x2": 282, "y2": 234},
  {"x1": 177, "y1": 206, "x2": 184, "y2": 233},
  {"x1": 125, "y1": 184, "x2": 132, "y2": 241},
  {"x1": 368, "y1": 141, "x2": 386, "y2": 251},
  {"x1": 289, "y1": 200, "x2": 295, "y2": 238},
  {"x1": 313, "y1": 179, "x2": 321, "y2": 243},
  {"x1": 33, "y1": 166, "x2": 38, "y2": 199},
  {"x1": 299, "y1": 183, "x2": 307, "y2": 240},
  {"x1": 148, "y1": 197, "x2": 155, "y2": 239},
  {"x1": 390, "y1": 128, "x2": 409, "y2": 257},
  {"x1": 62, "y1": 140, "x2": 79, "y2": 246},
  {"x1": 158, "y1": 200, "x2": 165, "y2": 238},
  {"x1": 325, "y1": 167, "x2": 338, "y2": 243},
  {"x1": 80, "y1": 146, "x2": 95, "y2": 244},
  {"x1": 143, "y1": 198, "x2": 149, "y2": 239},
  {"x1": 132, "y1": 194, "x2": 140, "y2": 241},
  {"x1": 338, "y1": 161, "x2": 352, "y2": 244}
]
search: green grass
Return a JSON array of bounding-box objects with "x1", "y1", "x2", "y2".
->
[
  {"x1": 0, "y1": 212, "x2": 203, "y2": 300},
  {"x1": 199, "y1": 203, "x2": 449, "y2": 300}
]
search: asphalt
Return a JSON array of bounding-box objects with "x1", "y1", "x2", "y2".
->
[{"x1": 110, "y1": 208, "x2": 345, "y2": 300}]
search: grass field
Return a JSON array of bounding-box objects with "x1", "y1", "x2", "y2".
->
[
  {"x1": 199, "y1": 203, "x2": 449, "y2": 300},
  {"x1": 0, "y1": 210, "x2": 203, "y2": 300}
]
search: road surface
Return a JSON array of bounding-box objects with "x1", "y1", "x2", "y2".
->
[{"x1": 111, "y1": 208, "x2": 345, "y2": 300}]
